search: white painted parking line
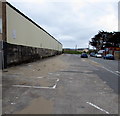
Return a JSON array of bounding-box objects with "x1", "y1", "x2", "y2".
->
[
  {"x1": 11, "y1": 103, "x2": 16, "y2": 105},
  {"x1": 37, "y1": 76, "x2": 44, "y2": 79},
  {"x1": 86, "y1": 102, "x2": 110, "y2": 114},
  {"x1": 56, "y1": 74, "x2": 60, "y2": 76},
  {"x1": 51, "y1": 78, "x2": 59, "y2": 89},
  {"x1": 12, "y1": 85, "x2": 55, "y2": 89},
  {"x1": 56, "y1": 79, "x2": 59, "y2": 82},
  {"x1": 48, "y1": 73, "x2": 53, "y2": 75},
  {"x1": 13, "y1": 78, "x2": 60, "y2": 89},
  {"x1": 53, "y1": 84, "x2": 57, "y2": 89},
  {"x1": 13, "y1": 85, "x2": 31, "y2": 88}
]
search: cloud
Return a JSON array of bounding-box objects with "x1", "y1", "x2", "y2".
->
[{"x1": 8, "y1": 0, "x2": 119, "y2": 48}]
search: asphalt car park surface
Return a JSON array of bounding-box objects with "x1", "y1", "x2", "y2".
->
[{"x1": 2, "y1": 54, "x2": 118, "y2": 114}]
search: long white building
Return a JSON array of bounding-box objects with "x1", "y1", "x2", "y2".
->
[
  {"x1": 0, "y1": 1, "x2": 62, "y2": 68},
  {"x1": 118, "y1": 1, "x2": 120, "y2": 31}
]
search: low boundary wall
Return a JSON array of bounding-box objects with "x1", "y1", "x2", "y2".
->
[{"x1": 1, "y1": 41, "x2": 62, "y2": 68}]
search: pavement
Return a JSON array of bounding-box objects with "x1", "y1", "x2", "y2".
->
[{"x1": 2, "y1": 54, "x2": 119, "y2": 114}]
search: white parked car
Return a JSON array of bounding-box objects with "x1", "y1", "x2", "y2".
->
[{"x1": 95, "y1": 54, "x2": 102, "y2": 58}]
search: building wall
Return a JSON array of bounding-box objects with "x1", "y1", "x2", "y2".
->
[
  {"x1": 3, "y1": 3, "x2": 62, "y2": 68},
  {"x1": 0, "y1": 1, "x2": 2, "y2": 17},
  {"x1": 0, "y1": 2, "x2": 2, "y2": 41},
  {"x1": 118, "y1": 1, "x2": 120, "y2": 31},
  {"x1": 6, "y1": 4, "x2": 62, "y2": 51}
]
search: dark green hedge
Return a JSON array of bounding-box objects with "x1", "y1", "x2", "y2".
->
[{"x1": 63, "y1": 50, "x2": 82, "y2": 54}]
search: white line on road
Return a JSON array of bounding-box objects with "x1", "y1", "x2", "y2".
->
[
  {"x1": 12, "y1": 85, "x2": 55, "y2": 89},
  {"x1": 102, "y1": 66, "x2": 119, "y2": 76},
  {"x1": 56, "y1": 74, "x2": 60, "y2": 76},
  {"x1": 86, "y1": 102, "x2": 110, "y2": 114},
  {"x1": 11, "y1": 103, "x2": 16, "y2": 105},
  {"x1": 53, "y1": 84, "x2": 57, "y2": 89},
  {"x1": 52, "y1": 79, "x2": 59, "y2": 88},
  {"x1": 13, "y1": 78, "x2": 60, "y2": 89},
  {"x1": 48, "y1": 73, "x2": 53, "y2": 75},
  {"x1": 37, "y1": 76, "x2": 44, "y2": 79},
  {"x1": 13, "y1": 85, "x2": 31, "y2": 88},
  {"x1": 115, "y1": 71, "x2": 120, "y2": 74},
  {"x1": 56, "y1": 79, "x2": 60, "y2": 82},
  {"x1": 90, "y1": 60, "x2": 99, "y2": 64},
  {"x1": 90, "y1": 60, "x2": 119, "y2": 76},
  {"x1": 82, "y1": 59, "x2": 85, "y2": 62}
]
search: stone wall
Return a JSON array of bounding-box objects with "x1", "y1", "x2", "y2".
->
[{"x1": 6, "y1": 43, "x2": 62, "y2": 67}]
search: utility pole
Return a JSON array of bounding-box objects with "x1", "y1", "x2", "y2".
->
[
  {"x1": 88, "y1": 43, "x2": 90, "y2": 50},
  {"x1": 75, "y1": 45, "x2": 77, "y2": 51}
]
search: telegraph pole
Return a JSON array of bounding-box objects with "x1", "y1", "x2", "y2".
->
[{"x1": 75, "y1": 45, "x2": 77, "y2": 51}]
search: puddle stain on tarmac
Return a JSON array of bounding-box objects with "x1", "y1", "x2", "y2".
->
[{"x1": 15, "y1": 97, "x2": 53, "y2": 114}]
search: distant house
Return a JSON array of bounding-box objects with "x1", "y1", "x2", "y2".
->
[
  {"x1": 77, "y1": 48, "x2": 89, "y2": 53},
  {"x1": 63, "y1": 48, "x2": 75, "y2": 51}
]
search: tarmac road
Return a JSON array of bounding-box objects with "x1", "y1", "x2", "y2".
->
[
  {"x1": 89, "y1": 56, "x2": 119, "y2": 75},
  {"x1": 2, "y1": 54, "x2": 119, "y2": 114},
  {"x1": 89, "y1": 56, "x2": 119, "y2": 94}
]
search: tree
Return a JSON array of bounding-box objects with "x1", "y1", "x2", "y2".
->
[{"x1": 89, "y1": 31, "x2": 120, "y2": 50}]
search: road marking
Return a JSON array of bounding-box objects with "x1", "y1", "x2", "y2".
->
[
  {"x1": 11, "y1": 103, "x2": 16, "y2": 105},
  {"x1": 89, "y1": 60, "x2": 101, "y2": 66},
  {"x1": 37, "y1": 76, "x2": 44, "y2": 79},
  {"x1": 90, "y1": 60, "x2": 98, "y2": 64},
  {"x1": 82, "y1": 59, "x2": 85, "y2": 62},
  {"x1": 48, "y1": 73, "x2": 53, "y2": 75},
  {"x1": 116, "y1": 71, "x2": 120, "y2": 74},
  {"x1": 52, "y1": 79, "x2": 59, "y2": 88},
  {"x1": 102, "y1": 66, "x2": 119, "y2": 76},
  {"x1": 90, "y1": 60, "x2": 119, "y2": 76},
  {"x1": 13, "y1": 78, "x2": 59, "y2": 89},
  {"x1": 86, "y1": 102, "x2": 110, "y2": 114},
  {"x1": 53, "y1": 84, "x2": 57, "y2": 89},
  {"x1": 56, "y1": 79, "x2": 60, "y2": 82},
  {"x1": 12, "y1": 85, "x2": 55, "y2": 89},
  {"x1": 56, "y1": 74, "x2": 60, "y2": 76}
]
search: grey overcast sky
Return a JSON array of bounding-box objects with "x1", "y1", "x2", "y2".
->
[{"x1": 7, "y1": 0, "x2": 119, "y2": 48}]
